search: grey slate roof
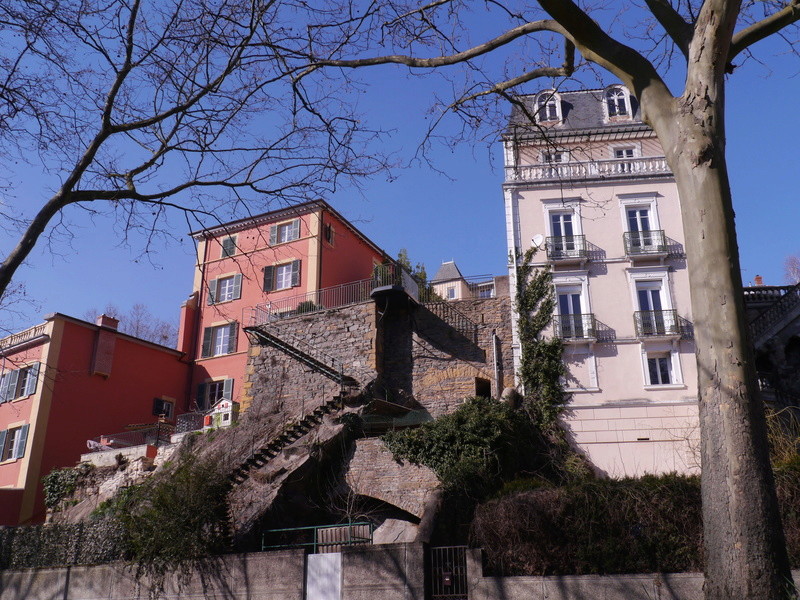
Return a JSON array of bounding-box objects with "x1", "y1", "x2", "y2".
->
[
  {"x1": 507, "y1": 87, "x2": 648, "y2": 137},
  {"x1": 431, "y1": 261, "x2": 464, "y2": 283}
]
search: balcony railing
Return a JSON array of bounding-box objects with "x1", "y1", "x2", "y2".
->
[
  {"x1": 553, "y1": 314, "x2": 596, "y2": 340},
  {"x1": 87, "y1": 422, "x2": 175, "y2": 452},
  {"x1": 505, "y1": 156, "x2": 671, "y2": 183},
  {"x1": 634, "y1": 309, "x2": 680, "y2": 337},
  {"x1": 623, "y1": 230, "x2": 668, "y2": 256},
  {"x1": 546, "y1": 235, "x2": 587, "y2": 261},
  {"x1": 0, "y1": 323, "x2": 48, "y2": 352}
]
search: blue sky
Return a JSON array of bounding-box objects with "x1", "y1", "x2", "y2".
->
[{"x1": 4, "y1": 14, "x2": 800, "y2": 331}]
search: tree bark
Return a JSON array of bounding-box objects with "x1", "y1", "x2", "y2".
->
[{"x1": 652, "y1": 95, "x2": 794, "y2": 599}]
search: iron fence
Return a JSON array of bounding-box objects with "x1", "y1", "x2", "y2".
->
[
  {"x1": 430, "y1": 546, "x2": 468, "y2": 600},
  {"x1": 175, "y1": 411, "x2": 205, "y2": 433},
  {"x1": 623, "y1": 230, "x2": 667, "y2": 255},
  {"x1": 634, "y1": 309, "x2": 680, "y2": 337},
  {"x1": 87, "y1": 422, "x2": 174, "y2": 452},
  {"x1": 262, "y1": 522, "x2": 373, "y2": 553},
  {"x1": 553, "y1": 313, "x2": 596, "y2": 339},
  {"x1": 546, "y1": 235, "x2": 587, "y2": 261}
]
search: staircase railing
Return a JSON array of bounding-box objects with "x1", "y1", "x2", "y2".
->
[
  {"x1": 423, "y1": 301, "x2": 479, "y2": 343},
  {"x1": 244, "y1": 325, "x2": 357, "y2": 390},
  {"x1": 749, "y1": 280, "x2": 800, "y2": 343}
]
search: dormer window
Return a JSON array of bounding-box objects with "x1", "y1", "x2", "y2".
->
[
  {"x1": 536, "y1": 91, "x2": 562, "y2": 123},
  {"x1": 605, "y1": 86, "x2": 630, "y2": 118}
]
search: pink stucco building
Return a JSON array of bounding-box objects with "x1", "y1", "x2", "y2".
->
[
  {"x1": 178, "y1": 200, "x2": 391, "y2": 412},
  {"x1": 503, "y1": 87, "x2": 700, "y2": 476},
  {"x1": 0, "y1": 314, "x2": 188, "y2": 525}
]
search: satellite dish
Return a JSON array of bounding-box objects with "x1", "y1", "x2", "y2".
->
[{"x1": 532, "y1": 234, "x2": 544, "y2": 248}]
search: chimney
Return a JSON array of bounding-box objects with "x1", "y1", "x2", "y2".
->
[
  {"x1": 96, "y1": 314, "x2": 119, "y2": 330},
  {"x1": 754, "y1": 275, "x2": 764, "y2": 287}
]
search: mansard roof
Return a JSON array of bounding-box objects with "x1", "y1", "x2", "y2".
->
[{"x1": 506, "y1": 87, "x2": 652, "y2": 140}]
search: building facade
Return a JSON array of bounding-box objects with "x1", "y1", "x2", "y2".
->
[
  {"x1": 178, "y1": 200, "x2": 391, "y2": 412},
  {"x1": 0, "y1": 314, "x2": 188, "y2": 525},
  {"x1": 503, "y1": 87, "x2": 699, "y2": 476}
]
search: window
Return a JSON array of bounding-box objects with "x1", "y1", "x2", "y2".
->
[
  {"x1": 0, "y1": 363, "x2": 40, "y2": 403},
  {"x1": 557, "y1": 286, "x2": 585, "y2": 338},
  {"x1": 477, "y1": 285, "x2": 494, "y2": 299},
  {"x1": 269, "y1": 219, "x2": 301, "y2": 245},
  {"x1": 550, "y1": 212, "x2": 575, "y2": 252},
  {"x1": 262, "y1": 260, "x2": 301, "y2": 292},
  {"x1": 207, "y1": 273, "x2": 242, "y2": 305},
  {"x1": 201, "y1": 323, "x2": 238, "y2": 358},
  {"x1": 196, "y1": 379, "x2": 233, "y2": 410},
  {"x1": 542, "y1": 151, "x2": 568, "y2": 164},
  {"x1": 0, "y1": 425, "x2": 29, "y2": 461},
  {"x1": 605, "y1": 86, "x2": 629, "y2": 117},
  {"x1": 536, "y1": 91, "x2": 561, "y2": 122},
  {"x1": 152, "y1": 398, "x2": 174, "y2": 420},
  {"x1": 647, "y1": 354, "x2": 672, "y2": 385},
  {"x1": 447, "y1": 287, "x2": 456, "y2": 300},
  {"x1": 221, "y1": 236, "x2": 237, "y2": 258},
  {"x1": 614, "y1": 147, "x2": 635, "y2": 159},
  {"x1": 324, "y1": 223, "x2": 335, "y2": 245}
]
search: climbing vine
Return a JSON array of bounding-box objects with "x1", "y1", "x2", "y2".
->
[{"x1": 514, "y1": 247, "x2": 567, "y2": 429}]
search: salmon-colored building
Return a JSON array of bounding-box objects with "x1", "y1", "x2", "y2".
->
[
  {"x1": 179, "y1": 200, "x2": 391, "y2": 412},
  {"x1": 503, "y1": 87, "x2": 699, "y2": 476},
  {"x1": 0, "y1": 314, "x2": 188, "y2": 525}
]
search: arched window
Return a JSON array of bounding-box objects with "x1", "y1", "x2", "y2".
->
[
  {"x1": 605, "y1": 86, "x2": 629, "y2": 117},
  {"x1": 536, "y1": 91, "x2": 561, "y2": 123}
]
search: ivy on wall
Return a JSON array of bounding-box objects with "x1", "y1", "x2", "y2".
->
[{"x1": 514, "y1": 247, "x2": 568, "y2": 430}]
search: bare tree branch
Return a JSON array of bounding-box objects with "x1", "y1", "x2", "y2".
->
[
  {"x1": 644, "y1": 0, "x2": 694, "y2": 58},
  {"x1": 730, "y1": 0, "x2": 800, "y2": 63}
]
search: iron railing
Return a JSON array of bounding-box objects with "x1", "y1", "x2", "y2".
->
[
  {"x1": 553, "y1": 313, "x2": 596, "y2": 340},
  {"x1": 373, "y1": 263, "x2": 420, "y2": 300},
  {"x1": 505, "y1": 156, "x2": 671, "y2": 182},
  {"x1": 262, "y1": 522, "x2": 373, "y2": 553},
  {"x1": 623, "y1": 230, "x2": 667, "y2": 255},
  {"x1": 744, "y1": 285, "x2": 794, "y2": 306},
  {"x1": 750, "y1": 280, "x2": 800, "y2": 342},
  {"x1": 546, "y1": 235, "x2": 587, "y2": 261},
  {"x1": 87, "y1": 422, "x2": 175, "y2": 452},
  {"x1": 634, "y1": 309, "x2": 680, "y2": 337},
  {"x1": 175, "y1": 411, "x2": 205, "y2": 434},
  {"x1": 424, "y1": 301, "x2": 479, "y2": 343}
]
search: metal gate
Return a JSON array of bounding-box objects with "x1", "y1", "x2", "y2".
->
[{"x1": 430, "y1": 546, "x2": 468, "y2": 600}]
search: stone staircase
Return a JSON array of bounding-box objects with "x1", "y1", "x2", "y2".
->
[{"x1": 228, "y1": 396, "x2": 345, "y2": 485}]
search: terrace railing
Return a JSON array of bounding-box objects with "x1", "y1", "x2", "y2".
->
[
  {"x1": 262, "y1": 522, "x2": 373, "y2": 553},
  {"x1": 505, "y1": 156, "x2": 671, "y2": 183},
  {"x1": 0, "y1": 323, "x2": 48, "y2": 352},
  {"x1": 87, "y1": 422, "x2": 175, "y2": 452},
  {"x1": 749, "y1": 280, "x2": 800, "y2": 344}
]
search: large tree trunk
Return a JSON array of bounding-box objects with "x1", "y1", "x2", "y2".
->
[{"x1": 655, "y1": 99, "x2": 794, "y2": 598}]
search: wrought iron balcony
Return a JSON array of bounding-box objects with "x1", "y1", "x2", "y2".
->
[
  {"x1": 546, "y1": 235, "x2": 587, "y2": 261},
  {"x1": 505, "y1": 156, "x2": 671, "y2": 183},
  {"x1": 553, "y1": 313, "x2": 597, "y2": 341},
  {"x1": 623, "y1": 230, "x2": 667, "y2": 256},
  {"x1": 634, "y1": 309, "x2": 680, "y2": 337}
]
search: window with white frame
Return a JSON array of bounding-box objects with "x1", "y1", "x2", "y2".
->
[
  {"x1": 619, "y1": 195, "x2": 664, "y2": 254},
  {"x1": 0, "y1": 363, "x2": 40, "y2": 403},
  {"x1": 201, "y1": 323, "x2": 238, "y2": 358},
  {"x1": 542, "y1": 150, "x2": 568, "y2": 164},
  {"x1": 647, "y1": 353, "x2": 672, "y2": 385},
  {"x1": 556, "y1": 285, "x2": 585, "y2": 338},
  {"x1": 262, "y1": 260, "x2": 301, "y2": 292},
  {"x1": 207, "y1": 273, "x2": 242, "y2": 305},
  {"x1": 269, "y1": 219, "x2": 301, "y2": 245},
  {"x1": 614, "y1": 147, "x2": 636, "y2": 159},
  {"x1": 605, "y1": 86, "x2": 630, "y2": 117},
  {"x1": 447, "y1": 287, "x2": 456, "y2": 300},
  {"x1": 536, "y1": 91, "x2": 561, "y2": 123},
  {"x1": 0, "y1": 425, "x2": 29, "y2": 461},
  {"x1": 152, "y1": 398, "x2": 174, "y2": 420},
  {"x1": 196, "y1": 378, "x2": 233, "y2": 410}
]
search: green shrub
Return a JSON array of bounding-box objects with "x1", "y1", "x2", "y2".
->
[{"x1": 42, "y1": 467, "x2": 81, "y2": 508}]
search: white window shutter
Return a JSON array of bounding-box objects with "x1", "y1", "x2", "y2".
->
[
  {"x1": 23, "y1": 363, "x2": 39, "y2": 396},
  {"x1": 291, "y1": 260, "x2": 301, "y2": 287},
  {"x1": 222, "y1": 378, "x2": 233, "y2": 401},
  {"x1": 13, "y1": 424, "x2": 29, "y2": 459},
  {"x1": 269, "y1": 225, "x2": 278, "y2": 245},
  {"x1": 291, "y1": 219, "x2": 301, "y2": 240}
]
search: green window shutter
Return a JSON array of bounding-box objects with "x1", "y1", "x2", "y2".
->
[
  {"x1": 291, "y1": 260, "x2": 301, "y2": 287},
  {"x1": 291, "y1": 219, "x2": 301, "y2": 240},
  {"x1": 222, "y1": 378, "x2": 233, "y2": 401},
  {"x1": 201, "y1": 327, "x2": 213, "y2": 358},
  {"x1": 227, "y1": 323, "x2": 238, "y2": 354},
  {"x1": 23, "y1": 363, "x2": 39, "y2": 396},
  {"x1": 5, "y1": 370, "x2": 19, "y2": 402},
  {"x1": 196, "y1": 383, "x2": 207, "y2": 410},
  {"x1": 0, "y1": 374, "x2": 9, "y2": 404},
  {"x1": 207, "y1": 279, "x2": 218, "y2": 305},
  {"x1": 13, "y1": 425, "x2": 29, "y2": 459},
  {"x1": 269, "y1": 225, "x2": 277, "y2": 245},
  {"x1": 221, "y1": 236, "x2": 236, "y2": 257},
  {"x1": 232, "y1": 273, "x2": 242, "y2": 300},
  {"x1": 0, "y1": 430, "x2": 6, "y2": 456},
  {"x1": 263, "y1": 266, "x2": 274, "y2": 292}
]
